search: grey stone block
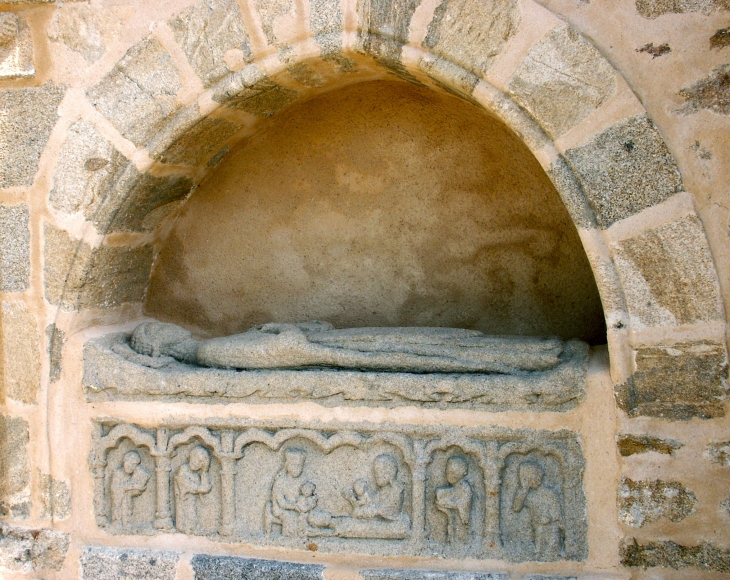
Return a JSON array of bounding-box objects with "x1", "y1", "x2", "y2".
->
[
  {"x1": 362, "y1": 571, "x2": 507, "y2": 580},
  {"x1": 615, "y1": 340, "x2": 728, "y2": 419},
  {"x1": 39, "y1": 471, "x2": 71, "y2": 520},
  {"x1": 510, "y1": 26, "x2": 616, "y2": 138},
  {"x1": 618, "y1": 477, "x2": 697, "y2": 527},
  {"x1": 0, "y1": 12, "x2": 34, "y2": 79},
  {"x1": 169, "y1": 0, "x2": 252, "y2": 88},
  {"x1": 1, "y1": 301, "x2": 40, "y2": 404},
  {"x1": 565, "y1": 114, "x2": 683, "y2": 227},
  {"x1": 46, "y1": 323, "x2": 66, "y2": 383},
  {"x1": 0, "y1": 415, "x2": 30, "y2": 518},
  {"x1": 418, "y1": 55, "x2": 480, "y2": 102},
  {"x1": 621, "y1": 538, "x2": 730, "y2": 572},
  {"x1": 44, "y1": 224, "x2": 153, "y2": 310},
  {"x1": 0, "y1": 523, "x2": 69, "y2": 571},
  {"x1": 547, "y1": 156, "x2": 598, "y2": 230},
  {"x1": 310, "y1": 0, "x2": 343, "y2": 54},
  {"x1": 220, "y1": 78, "x2": 299, "y2": 117},
  {"x1": 87, "y1": 37, "x2": 181, "y2": 147},
  {"x1": 0, "y1": 83, "x2": 64, "y2": 188},
  {"x1": 612, "y1": 214, "x2": 723, "y2": 327},
  {"x1": 617, "y1": 435, "x2": 682, "y2": 457},
  {"x1": 158, "y1": 116, "x2": 240, "y2": 166},
  {"x1": 424, "y1": 0, "x2": 519, "y2": 77},
  {"x1": 80, "y1": 547, "x2": 178, "y2": 580},
  {"x1": 192, "y1": 555, "x2": 325, "y2": 579},
  {"x1": 0, "y1": 203, "x2": 30, "y2": 292},
  {"x1": 254, "y1": 0, "x2": 295, "y2": 46},
  {"x1": 50, "y1": 119, "x2": 127, "y2": 218}
]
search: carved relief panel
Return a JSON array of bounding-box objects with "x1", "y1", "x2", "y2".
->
[{"x1": 91, "y1": 421, "x2": 586, "y2": 562}]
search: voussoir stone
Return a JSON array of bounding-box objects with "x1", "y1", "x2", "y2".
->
[
  {"x1": 611, "y1": 214, "x2": 723, "y2": 327},
  {"x1": 169, "y1": 0, "x2": 251, "y2": 88},
  {"x1": 87, "y1": 37, "x2": 181, "y2": 147},
  {"x1": 80, "y1": 547, "x2": 179, "y2": 580},
  {"x1": 0, "y1": 203, "x2": 30, "y2": 292},
  {"x1": 218, "y1": 78, "x2": 299, "y2": 117},
  {"x1": 362, "y1": 571, "x2": 508, "y2": 580},
  {"x1": 618, "y1": 477, "x2": 697, "y2": 527},
  {"x1": 0, "y1": 523, "x2": 69, "y2": 571},
  {"x1": 158, "y1": 116, "x2": 240, "y2": 166},
  {"x1": 509, "y1": 25, "x2": 616, "y2": 138},
  {"x1": 423, "y1": 0, "x2": 519, "y2": 78},
  {"x1": 0, "y1": 83, "x2": 65, "y2": 188},
  {"x1": 191, "y1": 555, "x2": 325, "y2": 580},
  {"x1": 0, "y1": 415, "x2": 30, "y2": 519},
  {"x1": 1, "y1": 301, "x2": 40, "y2": 404},
  {"x1": 310, "y1": 0, "x2": 343, "y2": 55},
  {"x1": 565, "y1": 114, "x2": 683, "y2": 228}
]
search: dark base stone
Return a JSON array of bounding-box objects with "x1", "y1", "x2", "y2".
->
[{"x1": 192, "y1": 555, "x2": 325, "y2": 580}]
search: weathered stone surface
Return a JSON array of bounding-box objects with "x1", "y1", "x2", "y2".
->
[
  {"x1": 0, "y1": 523, "x2": 69, "y2": 571},
  {"x1": 169, "y1": 0, "x2": 251, "y2": 88},
  {"x1": 706, "y1": 440, "x2": 730, "y2": 465},
  {"x1": 87, "y1": 37, "x2": 181, "y2": 146},
  {"x1": 91, "y1": 163, "x2": 194, "y2": 233},
  {"x1": 621, "y1": 538, "x2": 730, "y2": 572},
  {"x1": 0, "y1": 12, "x2": 34, "y2": 79},
  {"x1": 50, "y1": 119, "x2": 126, "y2": 217},
  {"x1": 565, "y1": 114, "x2": 683, "y2": 227},
  {"x1": 84, "y1": 331, "x2": 589, "y2": 412},
  {"x1": 220, "y1": 78, "x2": 299, "y2": 116},
  {"x1": 159, "y1": 116, "x2": 240, "y2": 166},
  {"x1": 618, "y1": 477, "x2": 697, "y2": 527},
  {"x1": 423, "y1": 0, "x2": 519, "y2": 78},
  {"x1": 615, "y1": 340, "x2": 728, "y2": 419},
  {"x1": 612, "y1": 214, "x2": 723, "y2": 327},
  {"x1": 92, "y1": 419, "x2": 587, "y2": 562},
  {"x1": 711, "y1": 27, "x2": 730, "y2": 49},
  {"x1": 46, "y1": 324, "x2": 66, "y2": 383},
  {"x1": 254, "y1": 0, "x2": 297, "y2": 46},
  {"x1": 287, "y1": 64, "x2": 327, "y2": 87},
  {"x1": 358, "y1": 0, "x2": 420, "y2": 78},
  {"x1": 0, "y1": 415, "x2": 29, "y2": 518},
  {"x1": 617, "y1": 434, "x2": 682, "y2": 457},
  {"x1": 676, "y1": 63, "x2": 730, "y2": 116},
  {"x1": 636, "y1": 0, "x2": 729, "y2": 19},
  {"x1": 0, "y1": 204, "x2": 30, "y2": 293},
  {"x1": 39, "y1": 472, "x2": 71, "y2": 520},
  {"x1": 418, "y1": 55, "x2": 479, "y2": 102},
  {"x1": 547, "y1": 156, "x2": 597, "y2": 229},
  {"x1": 362, "y1": 571, "x2": 507, "y2": 580},
  {"x1": 192, "y1": 555, "x2": 325, "y2": 580},
  {"x1": 44, "y1": 224, "x2": 153, "y2": 310},
  {"x1": 80, "y1": 547, "x2": 178, "y2": 580},
  {"x1": 0, "y1": 83, "x2": 65, "y2": 188},
  {"x1": 310, "y1": 0, "x2": 343, "y2": 54},
  {"x1": 510, "y1": 26, "x2": 616, "y2": 138},
  {"x1": 1, "y1": 302, "x2": 40, "y2": 404},
  {"x1": 48, "y1": 5, "x2": 106, "y2": 62}
]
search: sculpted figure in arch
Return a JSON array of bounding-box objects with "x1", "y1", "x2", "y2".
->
[
  {"x1": 435, "y1": 455, "x2": 473, "y2": 545},
  {"x1": 174, "y1": 446, "x2": 212, "y2": 534},
  {"x1": 127, "y1": 320, "x2": 568, "y2": 374},
  {"x1": 110, "y1": 450, "x2": 150, "y2": 529},
  {"x1": 265, "y1": 448, "x2": 310, "y2": 537}
]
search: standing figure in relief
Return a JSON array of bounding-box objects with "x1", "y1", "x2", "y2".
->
[
  {"x1": 174, "y1": 446, "x2": 212, "y2": 534},
  {"x1": 512, "y1": 461, "x2": 564, "y2": 558},
  {"x1": 435, "y1": 455, "x2": 472, "y2": 544},
  {"x1": 110, "y1": 450, "x2": 150, "y2": 529},
  {"x1": 265, "y1": 448, "x2": 307, "y2": 537}
]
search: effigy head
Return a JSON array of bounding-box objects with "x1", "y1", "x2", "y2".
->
[
  {"x1": 122, "y1": 450, "x2": 141, "y2": 474},
  {"x1": 189, "y1": 446, "x2": 210, "y2": 472},
  {"x1": 284, "y1": 448, "x2": 306, "y2": 477},
  {"x1": 373, "y1": 454, "x2": 399, "y2": 487},
  {"x1": 446, "y1": 456, "x2": 469, "y2": 485},
  {"x1": 130, "y1": 322, "x2": 193, "y2": 357},
  {"x1": 518, "y1": 461, "x2": 544, "y2": 490}
]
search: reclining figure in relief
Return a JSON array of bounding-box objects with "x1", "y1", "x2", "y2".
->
[{"x1": 120, "y1": 320, "x2": 571, "y2": 374}]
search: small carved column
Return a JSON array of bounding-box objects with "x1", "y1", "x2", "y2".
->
[
  {"x1": 410, "y1": 440, "x2": 427, "y2": 548},
  {"x1": 89, "y1": 450, "x2": 108, "y2": 527},
  {"x1": 153, "y1": 427, "x2": 174, "y2": 530},
  {"x1": 483, "y1": 441, "x2": 501, "y2": 552},
  {"x1": 218, "y1": 431, "x2": 239, "y2": 536}
]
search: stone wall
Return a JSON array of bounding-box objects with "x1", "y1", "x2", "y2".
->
[{"x1": 0, "y1": 0, "x2": 729, "y2": 578}]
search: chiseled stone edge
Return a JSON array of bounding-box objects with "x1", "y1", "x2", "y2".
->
[
  {"x1": 83, "y1": 332, "x2": 589, "y2": 412},
  {"x1": 191, "y1": 555, "x2": 325, "y2": 580}
]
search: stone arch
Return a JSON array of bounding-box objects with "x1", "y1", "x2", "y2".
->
[{"x1": 46, "y1": 0, "x2": 726, "y2": 420}]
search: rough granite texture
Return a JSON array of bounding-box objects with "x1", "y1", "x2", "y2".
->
[
  {"x1": 0, "y1": 523, "x2": 70, "y2": 571},
  {"x1": 636, "y1": 0, "x2": 730, "y2": 18},
  {"x1": 705, "y1": 440, "x2": 730, "y2": 465},
  {"x1": 618, "y1": 477, "x2": 697, "y2": 527},
  {"x1": 612, "y1": 214, "x2": 724, "y2": 327},
  {"x1": 39, "y1": 471, "x2": 71, "y2": 520},
  {"x1": 0, "y1": 12, "x2": 34, "y2": 80},
  {"x1": 509, "y1": 26, "x2": 616, "y2": 138},
  {"x1": 362, "y1": 571, "x2": 508, "y2": 580},
  {"x1": 254, "y1": 0, "x2": 296, "y2": 46},
  {"x1": 615, "y1": 340, "x2": 728, "y2": 419},
  {"x1": 621, "y1": 538, "x2": 730, "y2": 572},
  {"x1": 43, "y1": 224, "x2": 153, "y2": 310},
  {"x1": 547, "y1": 156, "x2": 598, "y2": 230},
  {"x1": 0, "y1": 83, "x2": 64, "y2": 188},
  {"x1": 169, "y1": 0, "x2": 252, "y2": 88},
  {"x1": 192, "y1": 555, "x2": 326, "y2": 580},
  {"x1": 423, "y1": 0, "x2": 519, "y2": 77},
  {"x1": 220, "y1": 78, "x2": 299, "y2": 116},
  {"x1": 565, "y1": 114, "x2": 683, "y2": 227},
  {"x1": 46, "y1": 323, "x2": 66, "y2": 383},
  {"x1": 158, "y1": 116, "x2": 240, "y2": 166},
  {"x1": 617, "y1": 434, "x2": 682, "y2": 456},
  {"x1": 50, "y1": 119, "x2": 127, "y2": 218},
  {"x1": 0, "y1": 415, "x2": 30, "y2": 519},
  {"x1": 87, "y1": 37, "x2": 181, "y2": 147},
  {"x1": 310, "y1": 0, "x2": 343, "y2": 54},
  {"x1": 1, "y1": 301, "x2": 40, "y2": 404},
  {"x1": 80, "y1": 547, "x2": 179, "y2": 580},
  {"x1": 675, "y1": 63, "x2": 730, "y2": 116},
  {"x1": 0, "y1": 204, "x2": 30, "y2": 293}
]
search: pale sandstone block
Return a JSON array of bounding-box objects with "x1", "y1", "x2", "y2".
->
[
  {"x1": 1, "y1": 301, "x2": 40, "y2": 404},
  {"x1": 87, "y1": 37, "x2": 181, "y2": 147},
  {"x1": 0, "y1": 204, "x2": 30, "y2": 293},
  {"x1": 509, "y1": 26, "x2": 616, "y2": 138},
  {"x1": 618, "y1": 477, "x2": 697, "y2": 527},
  {"x1": 169, "y1": 0, "x2": 252, "y2": 88},
  {"x1": 0, "y1": 12, "x2": 34, "y2": 80},
  {"x1": 80, "y1": 547, "x2": 178, "y2": 580},
  {"x1": 0, "y1": 415, "x2": 30, "y2": 519},
  {"x1": 0, "y1": 523, "x2": 69, "y2": 571}
]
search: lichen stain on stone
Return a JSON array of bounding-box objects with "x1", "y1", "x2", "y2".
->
[
  {"x1": 675, "y1": 63, "x2": 730, "y2": 116},
  {"x1": 621, "y1": 538, "x2": 730, "y2": 572},
  {"x1": 637, "y1": 42, "x2": 671, "y2": 58},
  {"x1": 711, "y1": 27, "x2": 730, "y2": 49},
  {"x1": 617, "y1": 434, "x2": 682, "y2": 456}
]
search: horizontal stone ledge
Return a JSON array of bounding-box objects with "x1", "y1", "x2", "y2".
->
[
  {"x1": 82, "y1": 332, "x2": 590, "y2": 411},
  {"x1": 192, "y1": 555, "x2": 325, "y2": 579}
]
